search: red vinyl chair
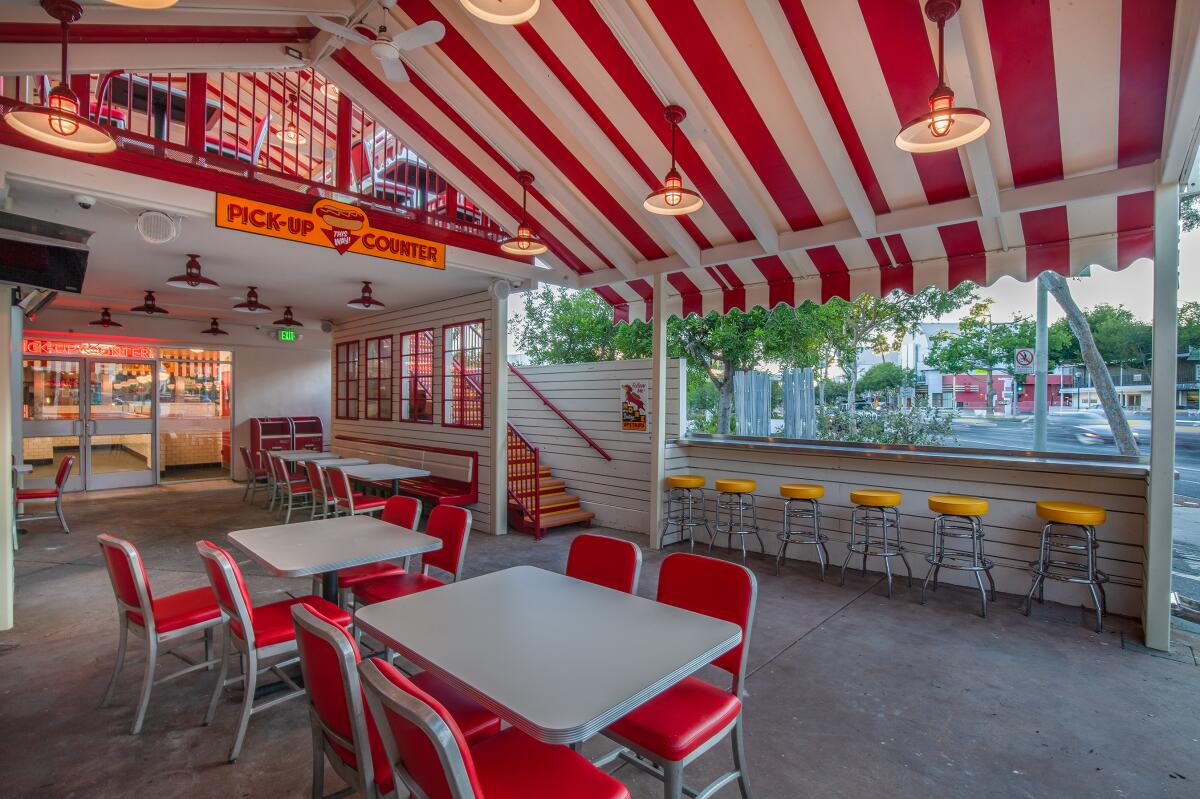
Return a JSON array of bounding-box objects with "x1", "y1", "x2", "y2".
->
[
  {"x1": 292, "y1": 603, "x2": 501, "y2": 798},
  {"x1": 359, "y1": 658, "x2": 630, "y2": 799},
  {"x1": 306, "y1": 460, "x2": 334, "y2": 521},
  {"x1": 269, "y1": 453, "x2": 314, "y2": 523},
  {"x1": 98, "y1": 534, "x2": 223, "y2": 734},
  {"x1": 600, "y1": 553, "x2": 757, "y2": 799},
  {"x1": 196, "y1": 540, "x2": 351, "y2": 762},
  {"x1": 352, "y1": 506, "x2": 471, "y2": 607},
  {"x1": 311, "y1": 496, "x2": 422, "y2": 604},
  {"x1": 16, "y1": 454, "x2": 74, "y2": 534},
  {"x1": 566, "y1": 533, "x2": 643, "y2": 594},
  {"x1": 327, "y1": 466, "x2": 389, "y2": 517},
  {"x1": 240, "y1": 447, "x2": 269, "y2": 504}
]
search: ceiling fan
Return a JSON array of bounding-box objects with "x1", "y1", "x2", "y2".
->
[{"x1": 308, "y1": 0, "x2": 445, "y2": 83}]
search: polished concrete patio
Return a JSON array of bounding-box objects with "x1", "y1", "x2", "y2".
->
[{"x1": 2, "y1": 481, "x2": 1197, "y2": 798}]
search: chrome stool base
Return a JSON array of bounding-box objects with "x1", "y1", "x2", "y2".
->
[
  {"x1": 1024, "y1": 522, "x2": 1109, "y2": 632},
  {"x1": 711, "y1": 492, "x2": 764, "y2": 564},
  {"x1": 840, "y1": 505, "x2": 912, "y2": 597},
  {"x1": 921, "y1": 513, "x2": 996, "y2": 617},
  {"x1": 775, "y1": 497, "x2": 828, "y2": 579},
  {"x1": 662, "y1": 486, "x2": 711, "y2": 551}
]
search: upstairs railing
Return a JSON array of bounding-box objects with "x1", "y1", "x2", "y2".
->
[
  {"x1": 0, "y1": 70, "x2": 506, "y2": 243},
  {"x1": 506, "y1": 422, "x2": 543, "y2": 540},
  {"x1": 508, "y1": 363, "x2": 613, "y2": 461}
]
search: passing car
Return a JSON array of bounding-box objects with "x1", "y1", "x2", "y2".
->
[{"x1": 1075, "y1": 423, "x2": 1140, "y2": 446}]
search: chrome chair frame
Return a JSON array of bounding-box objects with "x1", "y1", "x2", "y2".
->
[
  {"x1": 662, "y1": 485, "x2": 711, "y2": 551},
  {"x1": 16, "y1": 454, "x2": 74, "y2": 534},
  {"x1": 328, "y1": 467, "x2": 387, "y2": 518},
  {"x1": 269, "y1": 454, "x2": 314, "y2": 523},
  {"x1": 775, "y1": 496, "x2": 828, "y2": 579},
  {"x1": 97, "y1": 534, "x2": 223, "y2": 734},
  {"x1": 307, "y1": 460, "x2": 336, "y2": 521},
  {"x1": 840, "y1": 504, "x2": 912, "y2": 598},
  {"x1": 241, "y1": 448, "x2": 269, "y2": 504},
  {"x1": 710, "y1": 490, "x2": 764, "y2": 563},
  {"x1": 921, "y1": 512, "x2": 996, "y2": 617},
  {"x1": 1024, "y1": 520, "x2": 1109, "y2": 632},
  {"x1": 197, "y1": 542, "x2": 307, "y2": 762},
  {"x1": 292, "y1": 604, "x2": 397, "y2": 799}
]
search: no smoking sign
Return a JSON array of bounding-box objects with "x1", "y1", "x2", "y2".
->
[{"x1": 1014, "y1": 347, "x2": 1035, "y2": 375}]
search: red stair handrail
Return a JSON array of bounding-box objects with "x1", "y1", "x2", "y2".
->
[
  {"x1": 508, "y1": 363, "x2": 613, "y2": 461},
  {"x1": 507, "y1": 423, "x2": 543, "y2": 540}
]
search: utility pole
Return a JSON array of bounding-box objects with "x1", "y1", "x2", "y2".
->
[{"x1": 1034, "y1": 277, "x2": 1049, "y2": 450}]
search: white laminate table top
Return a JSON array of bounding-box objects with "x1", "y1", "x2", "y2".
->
[
  {"x1": 273, "y1": 450, "x2": 338, "y2": 462},
  {"x1": 306, "y1": 458, "x2": 371, "y2": 468},
  {"x1": 227, "y1": 515, "x2": 441, "y2": 577},
  {"x1": 354, "y1": 565, "x2": 743, "y2": 745},
  {"x1": 341, "y1": 464, "x2": 431, "y2": 482}
]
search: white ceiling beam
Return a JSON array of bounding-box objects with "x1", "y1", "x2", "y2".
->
[
  {"x1": 578, "y1": 163, "x2": 1155, "y2": 290},
  {"x1": 1161, "y1": 0, "x2": 1200, "y2": 185},
  {"x1": 456, "y1": 16, "x2": 698, "y2": 272},
  {"x1": 0, "y1": 42, "x2": 305, "y2": 75},
  {"x1": 744, "y1": 0, "x2": 876, "y2": 238},
  {"x1": 597, "y1": 0, "x2": 781, "y2": 256}
]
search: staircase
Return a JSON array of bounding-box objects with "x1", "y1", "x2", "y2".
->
[{"x1": 507, "y1": 424, "x2": 595, "y2": 539}]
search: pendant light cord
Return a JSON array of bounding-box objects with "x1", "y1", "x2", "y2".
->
[
  {"x1": 59, "y1": 18, "x2": 69, "y2": 85},
  {"x1": 670, "y1": 118, "x2": 677, "y2": 170},
  {"x1": 936, "y1": 18, "x2": 946, "y2": 85}
]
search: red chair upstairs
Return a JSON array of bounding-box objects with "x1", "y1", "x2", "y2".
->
[
  {"x1": 328, "y1": 466, "x2": 389, "y2": 517},
  {"x1": 240, "y1": 447, "x2": 269, "y2": 504},
  {"x1": 352, "y1": 506, "x2": 471, "y2": 607},
  {"x1": 196, "y1": 540, "x2": 351, "y2": 762},
  {"x1": 359, "y1": 658, "x2": 630, "y2": 799},
  {"x1": 312, "y1": 496, "x2": 422, "y2": 604},
  {"x1": 97, "y1": 534, "x2": 223, "y2": 734},
  {"x1": 601, "y1": 553, "x2": 757, "y2": 799},
  {"x1": 566, "y1": 533, "x2": 643, "y2": 594},
  {"x1": 292, "y1": 603, "x2": 501, "y2": 798},
  {"x1": 16, "y1": 454, "x2": 74, "y2": 534}
]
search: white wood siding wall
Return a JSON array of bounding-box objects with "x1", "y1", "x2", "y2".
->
[
  {"x1": 507, "y1": 358, "x2": 682, "y2": 534},
  {"x1": 331, "y1": 292, "x2": 495, "y2": 534}
]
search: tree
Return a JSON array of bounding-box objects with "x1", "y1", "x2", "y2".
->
[
  {"x1": 513, "y1": 286, "x2": 651, "y2": 364},
  {"x1": 924, "y1": 299, "x2": 1036, "y2": 415},
  {"x1": 858, "y1": 362, "x2": 916, "y2": 395},
  {"x1": 1049, "y1": 304, "x2": 1151, "y2": 368},
  {"x1": 670, "y1": 309, "x2": 768, "y2": 434},
  {"x1": 1040, "y1": 273, "x2": 1139, "y2": 455},
  {"x1": 1179, "y1": 301, "x2": 1200, "y2": 352}
]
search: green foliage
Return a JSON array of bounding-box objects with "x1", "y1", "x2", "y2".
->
[
  {"x1": 1182, "y1": 193, "x2": 1200, "y2": 233},
  {"x1": 513, "y1": 287, "x2": 651, "y2": 364},
  {"x1": 1047, "y1": 304, "x2": 1151, "y2": 367},
  {"x1": 818, "y1": 406, "x2": 956, "y2": 446},
  {"x1": 1179, "y1": 301, "x2": 1200, "y2": 352},
  {"x1": 925, "y1": 300, "x2": 1037, "y2": 377},
  {"x1": 857, "y1": 362, "x2": 916, "y2": 394}
]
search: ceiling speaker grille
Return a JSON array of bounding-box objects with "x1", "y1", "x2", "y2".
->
[{"x1": 137, "y1": 210, "x2": 178, "y2": 245}]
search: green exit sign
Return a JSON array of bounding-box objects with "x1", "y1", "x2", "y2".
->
[{"x1": 276, "y1": 328, "x2": 297, "y2": 342}]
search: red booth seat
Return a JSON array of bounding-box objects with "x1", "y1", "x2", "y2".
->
[{"x1": 334, "y1": 437, "x2": 478, "y2": 507}]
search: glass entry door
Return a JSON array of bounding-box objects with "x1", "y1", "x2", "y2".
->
[
  {"x1": 20, "y1": 358, "x2": 84, "y2": 492},
  {"x1": 85, "y1": 361, "x2": 156, "y2": 490}
]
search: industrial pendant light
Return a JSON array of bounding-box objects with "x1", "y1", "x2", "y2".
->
[
  {"x1": 166, "y1": 254, "x2": 220, "y2": 290},
  {"x1": 89, "y1": 308, "x2": 122, "y2": 328},
  {"x1": 274, "y1": 92, "x2": 308, "y2": 146},
  {"x1": 499, "y1": 171, "x2": 549, "y2": 256},
  {"x1": 460, "y1": 0, "x2": 540, "y2": 25},
  {"x1": 233, "y1": 286, "x2": 271, "y2": 313},
  {"x1": 273, "y1": 306, "x2": 303, "y2": 327},
  {"x1": 201, "y1": 318, "x2": 229, "y2": 336},
  {"x1": 644, "y1": 105, "x2": 703, "y2": 216},
  {"x1": 130, "y1": 290, "x2": 168, "y2": 315},
  {"x1": 346, "y1": 281, "x2": 385, "y2": 310},
  {"x1": 3, "y1": 1, "x2": 117, "y2": 154},
  {"x1": 895, "y1": 0, "x2": 990, "y2": 153}
]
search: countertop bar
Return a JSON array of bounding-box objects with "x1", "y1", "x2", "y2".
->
[{"x1": 676, "y1": 435, "x2": 1151, "y2": 478}]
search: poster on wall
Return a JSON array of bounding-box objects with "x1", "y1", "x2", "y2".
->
[{"x1": 621, "y1": 381, "x2": 648, "y2": 431}]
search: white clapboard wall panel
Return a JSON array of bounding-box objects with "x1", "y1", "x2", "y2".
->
[
  {"x1": 508, "y1": 358, "x2": 682, "y2": 534},
  {"x1": 331, "y1": 292, "x2": 495, "y2": 533}
]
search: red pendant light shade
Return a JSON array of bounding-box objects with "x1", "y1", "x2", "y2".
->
[
  {"x1": 347, "y1": 281, "x2": 385, "y2": 310},
  {"x1": 233, "y1": 286, "x2": 271, "y2": 313},
  {"x1": 201, "y1": 318, "x2": 229, "y2": 336},
  {"x1": 89, "y1": 307, "x2": 122, "y2": 328},
  {"x1": 273, "y1": 306, "x2": 303, "y2": 327},
  {"x1": 2, "y1": 1, "x2": 117, "y2": 154},
  {"x1": 644, "y1": 105, "x2": 703, "y2": 216},
  {"x1": 130, "y1": 290, "x2": 168, "y2": 315},
  {"x1": 499, "y1": 171, "x2": 548, "y2": 256},
  {"x1": 166, "y1": 254, "x2": 219, "y2": 290},
  {"x1": 895, "y1": 0, "x2": 990, "y2": 153}
]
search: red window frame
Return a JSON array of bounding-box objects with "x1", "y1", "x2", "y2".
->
[
  {"x1": 398, "y1": 328, "x2": 435, "y2": 424},
  {"x1": 335, "y1": 340, "x2": 360, "y2": 420},
  {"x1": 442, "y1": 320, "x2": 484, "y2": 429},
  {"x1": 364, "y1": 335, "x2": 393, "y2": 421}
]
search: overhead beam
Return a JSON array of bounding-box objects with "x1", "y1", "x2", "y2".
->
[
  {"x1": 0, "y1": 42, "x2": 305, "y2": 75},
  {"x1": 1161, "y1": 0, "x2": 1200, "y2": 184}
]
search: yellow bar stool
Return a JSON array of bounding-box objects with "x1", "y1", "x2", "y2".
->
[
  {"x1": 775, "y1": 484, "x2": 828, "y2": 578},
  {"x1": 1025, "y1": 501, "x2": 1109, "y2": 632},
  {"x1": 921, "y1": 495, "x2": 996, "y2": 617},
  {"x1": 711, "y1": 478, "x2": 764, "y2": 563},
  {"x1": 840, "y1": 489, "x2": 911, "y2": 597},
  {"x1": 662, "y1": 475, "x2": 711, "y2": 551}
]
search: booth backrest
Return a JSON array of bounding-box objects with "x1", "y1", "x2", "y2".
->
[{"x1": 332, "y1": 437, "x2": 478, "y2": 506}]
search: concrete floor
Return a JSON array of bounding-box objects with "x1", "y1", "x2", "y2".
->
[{"x1": 2, "y1": 481, "x2": 1198, "y2": 798}]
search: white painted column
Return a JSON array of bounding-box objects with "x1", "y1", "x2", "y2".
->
[
  {"x1": 648, "y1": 273, "x2": 668, "y2": 550},
  {"x1": 1, "y1": 288, "x2": 15, "y2": 630},
  {"x1": 1146, "y1": 180, "x2": 1180, "y2": 651},
  {"x1": 1033, "y1": 278, "x2": 1049, "y2": 450},
  {"x1": 489, "y1": 290, "x2": 509, "y2": 536}
]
